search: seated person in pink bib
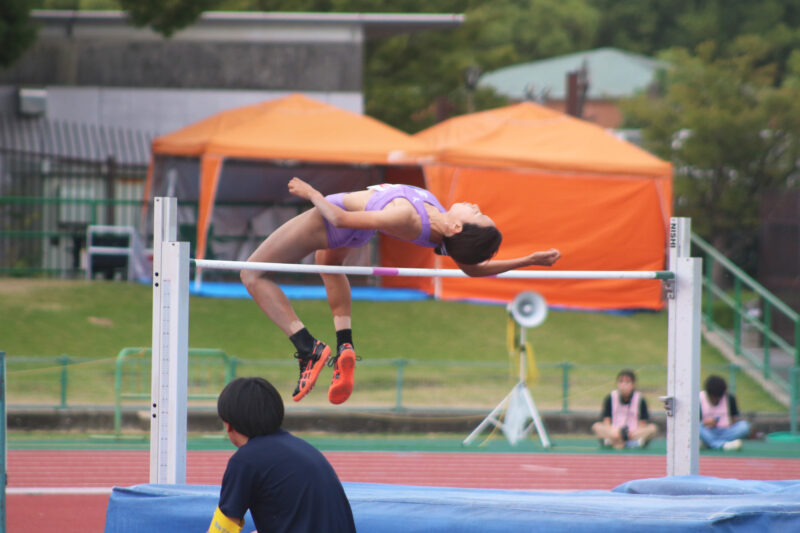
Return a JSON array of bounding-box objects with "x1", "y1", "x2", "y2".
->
[
  {"x1": 699, "y1": 374, "x2": 750, "y2": 451},
  {"x1": 592, "y1": 369, "x2": 658, "y2": 449},
  {"x1": 241, "y1": 178, "x2": 561, "y2": 405}
]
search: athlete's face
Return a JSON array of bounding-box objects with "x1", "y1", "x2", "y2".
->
[{"x1": 449, "y1": 202, "x2": 495, "y2": 227}]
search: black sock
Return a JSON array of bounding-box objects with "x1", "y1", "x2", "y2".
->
[
  {"x1": 336, "y1": 328, "x2": 353, "y2": 349},
  {"x1": 289, "y1": 328, "x2": 315, "y2": 355}
]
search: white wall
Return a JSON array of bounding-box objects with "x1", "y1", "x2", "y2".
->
[{"x1": 34, "y1": 87, "x2": 362, "y2": 137}]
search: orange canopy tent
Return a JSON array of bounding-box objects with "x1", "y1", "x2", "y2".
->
[
  {"x1": 380, "y1": 102, "x2": 673, "y2": 310},
  {"x1": 144, "y1": 93, "x2": 431, "y2": 262}
]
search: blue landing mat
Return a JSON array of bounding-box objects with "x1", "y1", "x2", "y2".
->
[
  {"x1": 105, "y1": 476, "x2": 800, "y2": 532},
  {"x1": 190, "y1": 281, "x2": 430, "y2": 301}
]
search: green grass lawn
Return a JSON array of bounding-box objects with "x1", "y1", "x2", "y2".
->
[{"x1": 0, "y1": 279, "x2": 786, "y2": 413}]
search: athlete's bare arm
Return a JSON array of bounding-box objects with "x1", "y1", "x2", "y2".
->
[
  {"x1": 456, "y1": 249, "x2": 561, "y2": 277},
  {"x1": 288, "y1": 177, "x2": 411, "y2": 233}
]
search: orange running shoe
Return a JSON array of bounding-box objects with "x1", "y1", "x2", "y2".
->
[
  {"x1": 292, "y1": 341, "x2": 331, "y2": 402},
  {"x1": 328, "y1": 343, "x2": 356, "y2": 405}
]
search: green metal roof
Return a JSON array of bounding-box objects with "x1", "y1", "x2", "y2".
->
[{"x1": 479, "y1": 47, "x2": 667, "y2": 100}]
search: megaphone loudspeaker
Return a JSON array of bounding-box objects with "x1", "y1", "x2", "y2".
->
[{"x1": 508, "y1": 291, "x2": 548, "y2": 328}]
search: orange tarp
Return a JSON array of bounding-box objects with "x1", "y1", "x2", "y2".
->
[
  {"x1": 381, "y1": 102, "x2": 673, "y2": 310},
  {"x1": 146, "y1": 93, "x2": 432, "y2": 260},
  {"x1": 151, "y1": 93, "x2": 432, "y2": 164},
  {"x1": 415, "y1": 102, "x2": 670, "y2": 175}
]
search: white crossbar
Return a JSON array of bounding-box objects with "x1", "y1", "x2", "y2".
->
[{"x1": 192, "y1": 259, "x2": 674, "y2": 280}]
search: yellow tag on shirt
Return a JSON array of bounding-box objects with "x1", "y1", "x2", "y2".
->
[{"x1": 208, "y1": 507, "x2": 243, "y2": 533}]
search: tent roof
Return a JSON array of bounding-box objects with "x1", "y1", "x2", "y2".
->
[
  {"x1": 152, "y1": 93, "x2": 432, "y2": 165},
  {"x1": 414, "y1": 102, "x2": 671, "y2": 176}
]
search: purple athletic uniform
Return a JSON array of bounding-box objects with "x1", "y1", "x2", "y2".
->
[{"x1": 323, "y1": 184, "x2": 445, "y2": 249}]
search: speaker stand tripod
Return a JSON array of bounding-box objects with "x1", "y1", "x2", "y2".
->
[{"x1": 463, "y1": 327, "x2": 551, "y2": 448}]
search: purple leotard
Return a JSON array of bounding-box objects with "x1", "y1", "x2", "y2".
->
[{"x1": 323, "y1": 184, "x2": 445, "y2": 249}]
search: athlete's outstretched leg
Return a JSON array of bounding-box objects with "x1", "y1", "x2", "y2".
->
[
  {"x1": 317, "y1": 248, "x2": 357, "y2": 404},
  {"x1": 316, "y1": 248, "x2": 353, "y2": 332},
  {"x1": 241, "y1": 208, "x2": 331, "y2": 401}
]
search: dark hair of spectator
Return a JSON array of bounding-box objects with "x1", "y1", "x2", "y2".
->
[
  {"x1": 217, "y1": 377, "x2": 284, "y2": 437},
  {"x1": 704, "y1": 375, "x2": 727, "y2": 399},
  {"x1": 617, "y1": 369, "x2": 636, "y2": 382}
]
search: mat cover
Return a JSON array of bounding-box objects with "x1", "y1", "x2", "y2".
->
[{"x1": 105, "y1": 476, "x2": 800, "y2": 532}]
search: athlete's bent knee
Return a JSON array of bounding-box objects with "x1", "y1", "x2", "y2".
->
[{"x1": 240, "y1": 267, "x2": 260, "y2": 289}]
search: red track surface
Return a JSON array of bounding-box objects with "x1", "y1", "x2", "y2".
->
[{"x1": 8, "y1": 450, "x2": 800, "y2": 532}]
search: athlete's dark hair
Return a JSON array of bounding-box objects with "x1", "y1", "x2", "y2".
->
[
  {"x1": 441, "y1": 223, "x2": 502, "y2": 265},
  {"x1": 704, "y1": 375, "x2": 727, "y2": 400},
  {"x1": 617, "y1": 369, "x2": 636, "y2": 382},
  {"x1": 217, "y1": 377, "x2": 284, "y2": 437}
]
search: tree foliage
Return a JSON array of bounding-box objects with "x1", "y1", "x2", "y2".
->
[
  {"x1": 591, "y1": 0, "x2": 800, "y2": 60},
  {"x1": 33, "y1": 0, "x2": 121, "y2": 8},
  {"x1": 621, "y1": 37, "x2": 800, "y2": 267},
  {"x1": 30, "y1": 0, "x2": 221, "y2": 36},
  {"x1": 0, "y1": 0, "x2": 38, "y2": 68},
  {"x1": 116, "y1": 0, "x2": 220, "y2": 37}
]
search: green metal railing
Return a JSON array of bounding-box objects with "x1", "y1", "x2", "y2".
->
[
  {"x1": 386, "y1": 360, "x2": 743, "y2": 414},
  {"x1": 109, "y1": 354, "x2": 749, "y2": 417},
  {"x1": 3, "y1": 355, "x2": 93, "y2": 408},
  {"x1": 692, "y1": 232, "x2": 800, "y2": 433},
  {"x1": 2, "y1": 354, "x2": 768, "y2": 414},
  {"x1": 113, "y1": 347, "x2": 235, "y2": 435}
]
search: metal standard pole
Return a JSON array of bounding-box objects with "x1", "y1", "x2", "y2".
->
[
  {"x1": 58, "y1": 354, "x2": 69, "y2": 408},
  {"x1": 151, "y1": 197, "x2": 175, "y2": 481},
  {"x1": 464, "y1": 319, "x2": 550, "y2": 448},
  {"x1": 517, "y1": 327, "x2": 550, "y2": 448},
  {"x1": 151, "y1": 198, "x2": 189, "y2": 484},
  {"x1": 791, "y1": 367, "x2": 798, "y2": 435},
  {"x1": 666, "y1": 217, "x2": 702, "y2": 476}
]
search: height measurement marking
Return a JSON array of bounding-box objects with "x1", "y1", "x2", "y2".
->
[{"x1": 158, "y1": 279, "x2": 171, "y2": 475}]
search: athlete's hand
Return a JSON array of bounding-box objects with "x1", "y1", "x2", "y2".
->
[
  {"x1": 527, "y1": 248, "x2": 561, "y2": 267},
  {"x1": 288, "y1": 177, "x2": 318, "y2": 201}
]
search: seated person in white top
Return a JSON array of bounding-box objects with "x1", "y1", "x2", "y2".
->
[
  {"x1": 699, "y1": 374, "x2": 750, "y2": 451},
  {"x1": 592, "y1": 369, "x2": 658, "y2": 449}
]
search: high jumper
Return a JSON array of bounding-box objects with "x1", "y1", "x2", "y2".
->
[{"x1": 240, "y1": 178, "x2": 561, "y2": 404}]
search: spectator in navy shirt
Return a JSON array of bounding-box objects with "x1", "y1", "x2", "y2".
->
[{"x1": 208, "y1": 377, "x2": 356, "y2": 533}]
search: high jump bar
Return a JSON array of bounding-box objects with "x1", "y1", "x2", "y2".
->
[{"x1": 192, "y1": 259, "x2": 675, "y2": 280}]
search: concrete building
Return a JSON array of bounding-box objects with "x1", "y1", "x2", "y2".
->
[{"x1": 0, "y1": 10, "x2": 463, "y2": 163}]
